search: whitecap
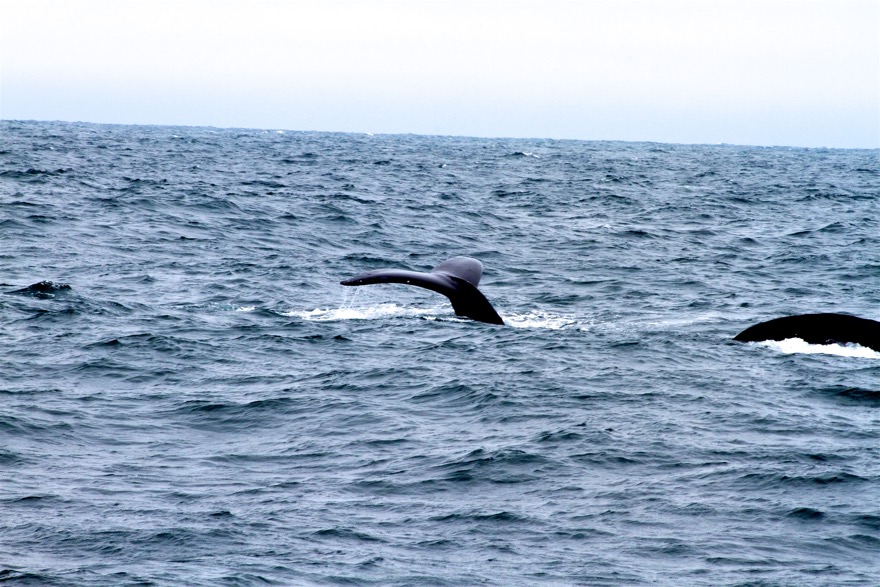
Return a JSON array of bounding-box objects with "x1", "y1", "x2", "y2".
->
[
  {"x1": 503, "y1": 311, "x2": 582, "y2": 330},
  {"x1": 285, "y1": 303, "x2": 446, "y2": 322},
  {"x1": 759, "y1": 338, "x2": 880, "y2": 359},
  {"x1": 177, "y1": 302, "x2": 257, "y2": 313}
]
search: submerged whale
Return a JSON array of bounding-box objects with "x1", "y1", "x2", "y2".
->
[
  {"x1": 8, "y1": 281, "x2": 72, "y2": 299},
  {"x1": 734, "y1": 313, "x2": 880, "y2": 352},
  {"x1": 340, "y1": 256, "x2": 504, "y2": 325}
]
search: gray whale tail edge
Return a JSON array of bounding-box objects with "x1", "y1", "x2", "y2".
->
[
  {"x1": 734, "y1": 313, "x2": 880, "y2": 352},
  {"x1": 340, "y1": 256, "x2": 504, "y2": 325}
]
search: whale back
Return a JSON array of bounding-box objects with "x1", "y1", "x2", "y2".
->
[
  {"x1": 734, "y1": 313, "x2": 880, "y2": 351},
  {"x1": 431, "y1": 256, "x2": 483, "y2": 287}
]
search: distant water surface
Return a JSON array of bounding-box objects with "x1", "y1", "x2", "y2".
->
[{"x1": 1, "y1": 121, "x2": 879, "y2": 586}]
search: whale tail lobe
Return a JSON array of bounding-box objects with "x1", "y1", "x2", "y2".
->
[{"x1": 340, "y1": 256, "x2": 504, "y2": 325}]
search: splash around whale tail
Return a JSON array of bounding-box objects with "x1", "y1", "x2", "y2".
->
[
  {"x1": 734, "y1": 313, "x2": 880, "y2": 351},
  {"x1": 340, "y1": 256, "x2": 504, "y2": 325}
]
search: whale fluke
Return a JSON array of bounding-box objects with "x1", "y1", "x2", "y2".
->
[
  {"x1": 340, "y1": 256, "x2": 504, "y2": 325},
  {"x1": 734, "y1": 313, "x2": 880, "y2": 352}
]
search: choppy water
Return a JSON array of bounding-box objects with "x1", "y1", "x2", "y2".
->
[{"x1": 1, "y1": 120, "x2": 879, "y2": 586}]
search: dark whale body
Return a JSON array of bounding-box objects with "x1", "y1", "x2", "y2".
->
[
  {"x1": 8, "y1": 281, "x2": 72, "y2": 299},
  {"x1": 734, "y1": 313, "x2": 880, "y2": 352},
  {"x1": 340, "y1": 256, "x2": 504, "y2": 325}
]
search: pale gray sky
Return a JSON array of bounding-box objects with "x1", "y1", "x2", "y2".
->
[{"x1": 2, "y1": 0, "x2": 878, "y2": 147}]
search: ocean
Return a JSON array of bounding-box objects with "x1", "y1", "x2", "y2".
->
[{"x1": 1, "y1": 120, "x2": 878, "y2": 586}]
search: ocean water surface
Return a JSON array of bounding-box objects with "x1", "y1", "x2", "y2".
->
[{"x1": 1, "y1": 121, "x2": 879, "y2": 585}]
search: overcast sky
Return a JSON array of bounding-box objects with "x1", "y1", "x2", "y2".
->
[{"x1": 2, "y1": 0, "x2": 878, "y2": 147}]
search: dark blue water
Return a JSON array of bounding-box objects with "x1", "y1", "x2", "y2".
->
[{"x1": 1, "y1": 120, "x2": 878, "y2": 586}]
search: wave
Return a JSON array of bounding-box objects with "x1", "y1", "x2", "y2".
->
[
  {"x1": 175, "y1": 302, "x2": 257, "y2": 313},
  {"x1": 289, "y1": 303, "x2": 590, "y2": 330},
  {"x1": 503, "y1": 310, "x2": 583, "y2": 330},
  {"x1": 286, "y1": 303, "x2": 447, "y2": 322}
]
